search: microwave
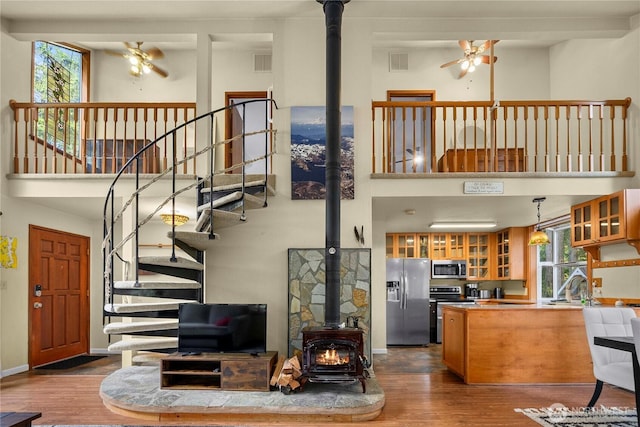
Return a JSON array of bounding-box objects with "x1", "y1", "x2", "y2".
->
[{"x1": 432, "y1": 260, "x2": 467, "y2": 279}]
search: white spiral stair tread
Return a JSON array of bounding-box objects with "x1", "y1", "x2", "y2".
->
[
  {"x1": 103, "y1": 319, "x2": 178, "y2": 334},
  {"x1": 195, "y1": 208, "x2": 243, "y2": 232},
  {"x1": 205, "y1": 178, "x2": 267, "y2": 193},
  {"x1": 104, "y1": 302, "x2": 186, "y2": 313},
  {"x1": 114, "y1": 280, "x2": 202, "y2": 289},
  {"x1": 168, "y1": 230, "x2": 219, "y2": 250},
  {"x1": 107, "y1": 337, "x2": 178, "y2": 352},
  {"x1": 138, "y1": 256, "x2": 204, "y2": 270},
  {"x1": 197, "y1": 191, "x2": 243, "y2": 212}
]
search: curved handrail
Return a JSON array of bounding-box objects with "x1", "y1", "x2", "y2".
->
[{"x1": 102, "y1": 98, "x2": 278, "y2": 310}]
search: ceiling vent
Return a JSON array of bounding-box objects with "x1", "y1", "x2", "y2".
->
[
  {"x1": 253, "y1": 53, "x2": 272, "y2": 72},
  {"x1": 389, "y1": 53, "x2": 409, "y2": 71}
]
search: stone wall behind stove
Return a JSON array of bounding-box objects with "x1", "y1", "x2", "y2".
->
[{"x1": 288, "y1": 248, "x2": 371, "y2": 360}]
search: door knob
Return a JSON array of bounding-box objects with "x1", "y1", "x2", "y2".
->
[{"x1": 34, "y1": 302, "x2": 43, "y2": 309}]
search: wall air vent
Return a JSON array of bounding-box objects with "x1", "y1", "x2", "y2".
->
[
  {"x1": 253, "y1": 53, "x2": 272, "y2": 72},
  {"x1": 389, "y1": 53, "x2": 409, "y2": 71}
]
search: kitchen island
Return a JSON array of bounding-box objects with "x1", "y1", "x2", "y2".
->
[{"x1": 441, "y1": 303, "x2": 596, "y2": 384}]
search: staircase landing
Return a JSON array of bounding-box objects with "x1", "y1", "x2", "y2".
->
[{"x1": 100, "y1": 365, "x2": 385, "y2": 422}]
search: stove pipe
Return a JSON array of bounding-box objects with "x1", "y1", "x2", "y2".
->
[{"x1": 317, "y1": 0, "x2": 349, "y2": 329}]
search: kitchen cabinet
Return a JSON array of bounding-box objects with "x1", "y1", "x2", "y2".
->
[
  {"x1": 442, "y1": 308, "x2": 465, "y2": 377},
  {"x1": 571, "y1": 189, "x2": 640, "y2": 258},
  {"x1": 466, "y1": 233, "x2": 492, "y2": 280},
  {"x1": 386, "y1": 233, "x2": 430, "y2": 258},
  {"x1": 430, "y1": 233, "x2": 466, "y2": 260},
  {"x1": 495, "y1": 227, "x2": 527, "y2": 280}
]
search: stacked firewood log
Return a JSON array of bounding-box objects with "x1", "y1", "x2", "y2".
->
[{"x1": 270, "y1": 353, "x2": 303, "y2": 394}]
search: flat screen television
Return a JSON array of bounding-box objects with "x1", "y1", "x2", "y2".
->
[{"x1": 177, "y1": 303, "x2": 267, "y2": 355}]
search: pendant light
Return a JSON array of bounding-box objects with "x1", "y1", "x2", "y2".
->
[{"x1": 529, "y1": 197, "x2": 550, "y2": 246}]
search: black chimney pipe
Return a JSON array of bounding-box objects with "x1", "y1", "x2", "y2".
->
[{"x1": 317, "y1": 0, "x2": 349, "y2": 329}]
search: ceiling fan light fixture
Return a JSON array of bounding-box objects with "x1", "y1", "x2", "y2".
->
[
  {"x1": 461, "y1": 60, "x2": 470, "y2": 70},
  {"x1": 142, "y1": 63, "x2": 151, "y2": 74},
  {"x1": 128, "y1": 56, "x2": 139, "y2": 65},
  {"x1": 473, "y1": 56, "x2": 482, "y2": 66},
  {"x1": 468, "y1": 64, "x2": 476, "y2": 73}
]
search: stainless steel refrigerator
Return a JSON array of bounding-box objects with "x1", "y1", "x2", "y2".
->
[{"x1": 386, "y1": 258, "x2": 431, "y2": 345}]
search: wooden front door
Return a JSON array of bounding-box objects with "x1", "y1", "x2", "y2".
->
[{"x1": 29, "y1": 225, "x2": 90, "y2": 367}]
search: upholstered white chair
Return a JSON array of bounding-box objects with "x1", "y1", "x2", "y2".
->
[{"x1": 582, "y1": 307, "x2": 636, "y2": 407}]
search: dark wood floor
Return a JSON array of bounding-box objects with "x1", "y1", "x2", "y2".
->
[{"x1": 1, "y1": 345, "x2": 635, "y2": 426}]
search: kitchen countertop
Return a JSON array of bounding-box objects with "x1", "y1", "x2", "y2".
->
[{"x1": 442, "y1": 301, "x2": 589, "y2": 309}]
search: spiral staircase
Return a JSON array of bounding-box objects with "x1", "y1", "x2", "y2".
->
[{"x1": 101, "y1": 99, "x2": 276, "y2": 364}]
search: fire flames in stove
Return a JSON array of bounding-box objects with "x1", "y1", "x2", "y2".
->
[{"x1": 317, "y1": 346, "x2": 349, "y2": 366}]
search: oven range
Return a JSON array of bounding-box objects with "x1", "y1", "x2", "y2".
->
[{"x1": 430, "y1": 285, "x2": 476, "y2": 344}]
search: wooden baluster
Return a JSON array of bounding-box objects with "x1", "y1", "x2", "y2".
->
[
  {"x1": 400, "y1": 106, "x2": 406, "y2": 173},
  {"x1": 598, "y1": 105, "x2": 604, "y2": 171},
  {"x1": 609, "y1": 106, "x2": 616, "y2": 171},
  {"x1": 452, "y1": 107, "x2": 458, "y2": 171},
  {"x1": 544, "y1": 106, "x2": 549, "y2": 172},
  {"x1": 587, "y1": 104, "x2": 594, "y2": 172},
  {"x1": 523, "y1": 106, "x2": 529, "y2": 172},
  {"x1": 513, "y1": 106, "x2": 519, "y2": 172},
  {"x1": 12, "y1": 102, "x2": 19, "y2": 173},
  {"x1": 183, "y1": 107, "x2": 189, "y2": 174},
  {"x1": 411, "y1": 106, "x2": 417, "y2": 173},
  {"x1": 577, "y1": 105, "x2": 583, "y2": 172},
  {"x1": 144, "y1": 107, "x2": 150, "y2": 173},
  {"x1": 473, "y1": 106, "x2": 479, "y2": 171},
  {"x1": 533, "y1": 106, "x2": 539, "y2": 172},
  {"x1": 43, "y1": 106, "x2": 50, "y2": 173},
  {"x1": 462, "y1": 106, "x2": 469, "y2": 171},
  {"x1": 71, "y1": 107, "x2": 79, "y2": 173},
  {"x1": 621, "y1": 100, "x2": 628, "y2": 172},
  {"x1": 61, "y1": 107, "x2": 69, "y2": 173},
  {"x1": 499, "y1": 106, "x2": 507, "y2": 172},
  {"x1": 565, "y1": 106, "x2": 571, "y2": 172},
  {"x1": 442, "y1": 107, "x2": 448, "y2": 172},
  {"x1": 162, "y1": 107, "x2": 168, "y2": 171},
  {"x1": 483, "y1": 106, "x2": 488, "y2": 172},
  {"x1": 422, "y1": 106, "x2": 431, "y2": 173},
  {"x1": 555, "y1": 106, "x2": 561, "y2": 172}
]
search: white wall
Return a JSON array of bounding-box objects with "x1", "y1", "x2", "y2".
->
[{"x1": 1, "y1": 13, "x2": 639, "y2": 372}]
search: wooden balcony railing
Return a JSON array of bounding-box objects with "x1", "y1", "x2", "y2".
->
[
  {"x1": 371, "y1": 98, "x2": 632, "y2": 174},
  {"x1": 9, "y1": 100, "x2": 197, "y2": 175}
]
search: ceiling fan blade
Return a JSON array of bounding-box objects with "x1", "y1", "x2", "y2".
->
[
  {"x1": 477, "y1": 40, "x2": 499, "y2": 54},
  {"x1": 458, "y1": 68, "x2": 469, "y2": 79},
  {"x1": 123, "y1": 41, "x2": 135, "y2": 50},
  {"x1": 478, "y1": 55, "x2": 498, "y2": 64},
  {"x1": 149, "y1": 63, "x2": 169, "y2": 78},
  {"x1": 144, "y1": 47, "x2": 164, "y2": 60},
  {"x1": 458, "y1": 40, "x2": 470, "y2": 51},
  {"x1": 440, "y1": 58, "x2": 464, "y2": 68}
]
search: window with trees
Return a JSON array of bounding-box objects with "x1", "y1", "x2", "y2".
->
[
  {"x1": 536, "y1": 223, "x2": 588, "y2": 301},
  {"x1": 32, "y1": 41, "x2": 89, "y2": 153}
]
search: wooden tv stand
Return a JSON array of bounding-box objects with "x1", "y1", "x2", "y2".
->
[{"x1": 160, "y1": 351, "x2": 277, "y2": 391}]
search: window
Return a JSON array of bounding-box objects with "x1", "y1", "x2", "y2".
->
[
  {"x1": 32, "y1": 41, "x2": 89, "y2": 154},
  {"x1": 536, "y1": 223, "x2": 588, "y2": 301}
]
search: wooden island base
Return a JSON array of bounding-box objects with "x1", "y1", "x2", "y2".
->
[{"x1": 442, "y1": 304, "x2": 596, "y2": 384}]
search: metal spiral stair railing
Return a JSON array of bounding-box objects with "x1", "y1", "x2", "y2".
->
[{"x1": 101, "y1": 99, "x2": 277, "y2": 360}]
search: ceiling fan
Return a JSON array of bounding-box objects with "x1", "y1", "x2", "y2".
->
[
  {"x1": 440, "y1": 40, "x2": 499, "y2": 79},
  {"x1": 105, "y1": 42, "x2": 169, "y2": 78}
]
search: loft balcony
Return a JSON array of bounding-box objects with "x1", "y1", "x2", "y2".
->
[
  {"x1": 8, "y1": 97, "x2": 634, "y2": 179},
  {"x1": 371, "y1": 98, "x2": 633, "y2": 176}
]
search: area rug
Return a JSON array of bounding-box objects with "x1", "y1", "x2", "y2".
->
[
  {"x1": 515, "y1": 404, "x2": 637, "y2": 426},
  {"x1": 35, "y1": 355, "x2": 105, "y2": 370}
]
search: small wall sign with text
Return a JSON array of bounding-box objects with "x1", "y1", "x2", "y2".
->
[{"x1": 463, "y1": 181, "x2": 504, "y2": 194}]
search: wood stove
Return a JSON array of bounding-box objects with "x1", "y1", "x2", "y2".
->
[{"x1": 301, "y1": 327, "x2": 367, "y2": 392}]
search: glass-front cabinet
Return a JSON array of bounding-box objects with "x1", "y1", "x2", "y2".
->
[
  {"x1": 467, "y1": 233, "x2": 491, "y2": 280},
  {"x1": 430, "y1": 233, "x2": 465, "y2": 260},
  {"x1": 386, "y1": 233, "x2": 430, "y2": 258},
  {"x1": 570, "y1": 190, "x2": 640, "y2": 257},
  {"x1": 494, "y1": 227, "x2": 527, "y2": 280}
]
